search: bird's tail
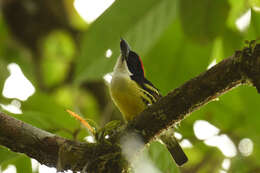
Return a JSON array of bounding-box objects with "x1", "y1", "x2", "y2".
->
[{"x1": 160, "y1": 131, "x2": 188, "y2": 166}]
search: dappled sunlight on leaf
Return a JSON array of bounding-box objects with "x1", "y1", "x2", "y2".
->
[
  {"x1": 252, "y1": 6, "x2": 260, "y2": 12},
  {"x1": 0, "y1": 100, "x2": 22, "y2": 114},
  {"x1": 2, "y1": 165, "x2": 16, "y2": 173},
  {"x1": 250, "y1": 0, "x2": 260, "y2": 12},
  {"x1": 207, "y1": 58, "x2": 217, "y2": 69},
  {"x1": 236, "y1": 9, "x2": 251, "y2": 32}
]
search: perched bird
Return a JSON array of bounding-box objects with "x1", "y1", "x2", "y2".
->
[{"x1": 109, "y1": 39, "x2": 188, "y2": 166}]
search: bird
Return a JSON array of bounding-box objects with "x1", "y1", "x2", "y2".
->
[{"x1": 109, "y1": 38, "x2": 188, "y2": 166}]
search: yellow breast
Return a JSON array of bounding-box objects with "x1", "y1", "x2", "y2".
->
[{"x1": 109, "y1": 74, "x2": 147, "y2": 121}]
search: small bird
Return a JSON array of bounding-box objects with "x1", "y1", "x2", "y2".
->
[{"x1": 109, "y1": 39, "x2": 188, "y2": 166}]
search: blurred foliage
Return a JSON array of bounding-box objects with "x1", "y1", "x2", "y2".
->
[
  {"x1": 0, "y1": 0, "x2": 260, "y2": 172},
  {"x1": 41, "y1": 30, "x2": 75, "y2": 87}
]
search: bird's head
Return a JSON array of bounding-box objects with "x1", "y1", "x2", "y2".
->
[{"x1": 118, "y1": 39, "x2": 145, "y2": 78}]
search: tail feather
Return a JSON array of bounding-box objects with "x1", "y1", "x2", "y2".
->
[
  {"x1": 160, "y1": 133, "x2": 188, "y2": 166},
  {"x1": 168, "y1": 141, "x2": 188, "y2": 166}
]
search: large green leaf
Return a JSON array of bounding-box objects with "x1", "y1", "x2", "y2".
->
[
  {"x1": 143, "y1": 19, "x2": 212, "y2": 94},
  {"x1": 179, "y1": 0, "x2": 230, "y2": 43},
  {"x1": 75, "y1": 0, "x2": 178, "y2": 83}
]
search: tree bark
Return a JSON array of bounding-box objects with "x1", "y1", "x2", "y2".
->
[{"x1": 0, "y1": 42, "x2": 260, "y2": 172}]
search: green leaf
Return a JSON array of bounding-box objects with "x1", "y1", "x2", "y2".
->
[
  {"x1": 230, "y1": 158, "x2": 248, "y2": 172},
  {"x1": 143, "y1": 19, "x2": 212, "y2": 94},
  {"x1": 0, "y1": 147, "x2": 32, "y2": 173},
  {"x1": 0, "y1": 42, "x2": 36, "y2": 87},
  {"x1": 0, "y1": 59, "x2": 8, "y2": 94},
  {"x1": 13, "y1": 156, "x2": 32, "y2": 173},
  {"x1": 227, "y1": 0, "x2": 249, "y2": 30},
  {"x1": 147, "y1": 141, "x2": 179, "y2": 173},
  {"x1": 75, "y1": 0, "x2": 178, "y2": 83},
  {"x1": 0, "y1": 17, "x2": 10, "y2": 93},
  {"x1": 0, "y1": 15, "x2": 35, "y2": 85},
  {"x1": 250, "y1": 10, "x2": 260, "y2": 36},
  {"x1": 249, "y1": 0, "x2": 260, "y2": 9},
  {"x1": 221, "y1": 28, "x2": 243, "y2": 58},
  {"x1": 17, "y1": 92, "x2": 80, "y2": 138},
  {"x1": 0, "y1": 146, "x2": 19, "y2": 165},
  {"x1": 180, "y1": 0, "x2": 230, "y2": 43},
  {"x1": 72, "y1": 88, "x2": 100, "y2": 123}
]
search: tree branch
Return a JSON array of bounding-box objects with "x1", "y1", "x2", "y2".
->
[
  {"x1": 0, "y1": 112, "x2": 125, "y2": 172},
  {"x1": 0, "y1": 42, "x2": 260, "y2": 172}
]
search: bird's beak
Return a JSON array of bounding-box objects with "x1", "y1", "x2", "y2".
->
[{"x1": 120, "y1": 38, "x2": 130, "y2": 61}]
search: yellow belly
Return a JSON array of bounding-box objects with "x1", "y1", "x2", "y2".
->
[{"x1": 110, "y1": 74, "x2": 147, "y2": 121}]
